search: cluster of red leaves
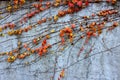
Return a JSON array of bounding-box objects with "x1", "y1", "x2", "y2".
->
[{"x1": 60, "y1": 26, "x2": 74, "y2": 45}]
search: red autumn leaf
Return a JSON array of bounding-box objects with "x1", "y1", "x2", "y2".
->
[
  {"x1": 77, "y1": 1, "x2": 82, "y2": 7},
  {"x1": 68, "y1": 2, "x2": 74, "y2": 8}
]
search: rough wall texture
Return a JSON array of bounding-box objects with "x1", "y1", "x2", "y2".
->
[{"x1": 0, "y1": 1, "x2": 120, "y2": 80}]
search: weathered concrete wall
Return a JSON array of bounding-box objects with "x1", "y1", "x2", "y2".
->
[{"x1": 0, "y1": 1, "x2": 120, "y2": 80}]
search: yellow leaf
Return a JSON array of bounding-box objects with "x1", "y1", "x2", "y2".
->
[
  {"x1": 0, "y1": 27, "x2": 2, "y2": 32},
  {"x1": 46, "y1": 35, "x2": 50, "y2": 39},
  {"x1": 80, "y1": 27, "x2": 84, "y2": 32},
  {"x1": 60, "y1": 69, "x2": 65, "y2": 78},
  {"x1": 60, "y1": 47, "x2": 64, "y2": 51},
  {"x1": 51, "y1": 29, "x2": 55, "y2": 33},
  {"x1": 54, "y1": 15, "x2": 59, "y2": 22},
  {"x1": 7, "y1": 56, "x2": 16, "y2": 63}
]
